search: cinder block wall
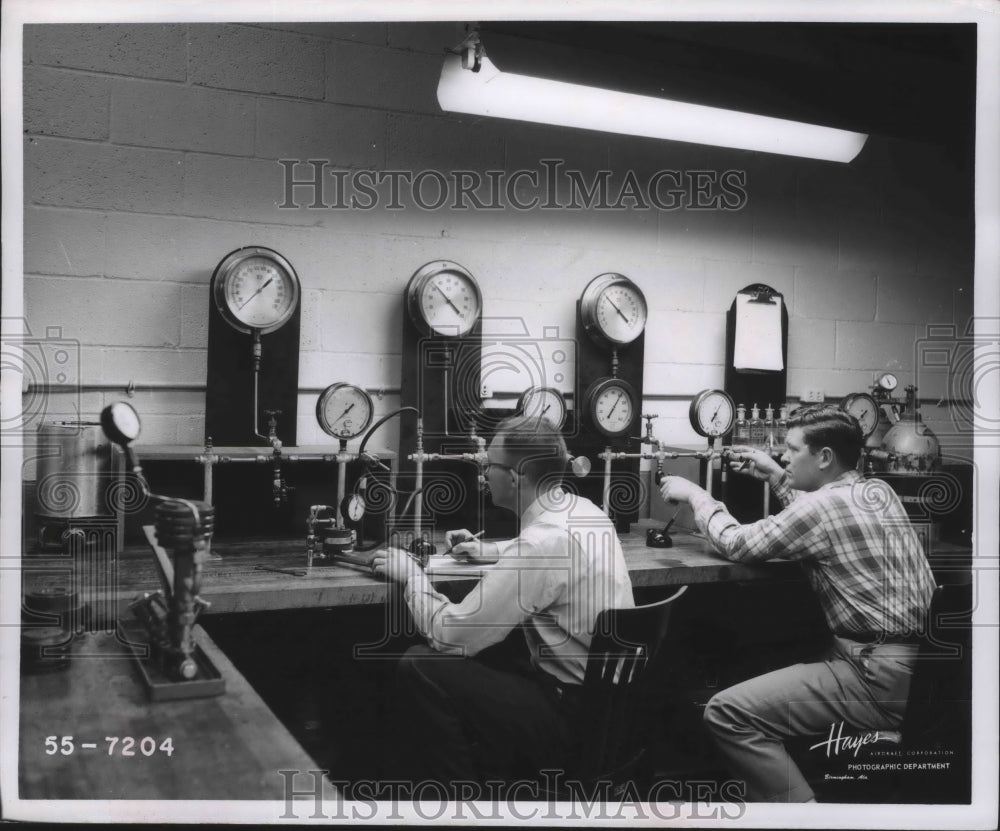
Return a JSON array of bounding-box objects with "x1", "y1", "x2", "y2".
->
[{"x1": 22, "y1": 22, "x2": 974, "y2": 477}]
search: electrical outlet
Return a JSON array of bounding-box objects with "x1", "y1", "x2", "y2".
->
[
  {"x1": 801, "y1": 387, "x2": 825, "y2": 403},
  {"x1": 481, "y1": 382, "x2": 491, "y2": 399}
]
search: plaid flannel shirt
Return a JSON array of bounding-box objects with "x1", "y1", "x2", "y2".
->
[{"x1": 688, "y1": 469, "x2": 936, "y2": 637}]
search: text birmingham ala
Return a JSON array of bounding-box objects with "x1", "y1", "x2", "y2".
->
[{"x1": 277, "y1": 159, "x2": 749, "y2": 211}]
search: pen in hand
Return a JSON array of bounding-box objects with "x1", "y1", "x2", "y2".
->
[{"x1": 446, "y1": 529, "x2": 485, "y2": 559}]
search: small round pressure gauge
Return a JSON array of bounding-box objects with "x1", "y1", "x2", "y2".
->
[
  {"x1": 580, "y1": 273, "x2": 648, "y2": 347},
  {"x1": 841, "y1": 392, "x2": 880, "y2": 438},
  {"x1": 584, "y1": 377, "x2": 638, "y2": 439},
  {"x1": 406, "y1": 261, "x2": 482, "y2": 338},
  {"x1": 517, "y1": 386, "x2": 567, "y2": 429},
  {"x1": 876, "y1": 372, "x2": 899, "y2": 393},
  {"x1": 341, "y1": 494, "x2": 366, "y2": 527},
  {"x1": 689, "y1": 389, "x2": 735, "y2": 438},
  {"x1": 211, "y1": 247, "x2": 301, "y2": 335},
  {"x1": 316, "y1": 383, "x2": 374, "y2": 440}
]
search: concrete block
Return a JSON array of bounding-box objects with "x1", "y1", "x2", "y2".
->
[
  {"x1": 387, "y1": 113, "x2": 504, "y2": 173},
  {"x1": 326, "y1": 41, "x2": 441, "y2": 114},
  {"x1": 298, "y1": 288, "x2": 323, "y2": 352},
  {"x1": 99, "y1": 347, "x2": 207, "y2": 386},
  {"x1": 298, "y1": 352, "x2": 401, "y2": 389},
  {"x1": 182, "y1": 154, "x2": 320, "y2": 225},
  {"x1": 752, "y1": 210, "x2": 839, "y2": 270},
  {"x1": 785, "y1": 368, "x2": 874, "y2": 400},
  {"x1": 835, "y1": 321, "x2": 919, "y2": 372},
  {"x1": 642, "y1": 362, "x2": 725, "y2": 397},
  {"x1": 658, "y1": 201, "x2": 753, "y2": 264},
  {"x1": 839, "y1": 211, "x2": 919, "y2": 274},
  {"x1": 26, "y1": 137, "x2": 184, "y2": 214},
  {"x1": 24, "y1": 67, "x2": 110, "y2": 140},
  {"x1": 787, "y1": 317, "x2": 836, "y2": 369},
  {"x1": 256, "y1": 23, "x2": 387, "y2": 45},
  {"x1": 188, "y1": 24, "x2": 325, "y2": 99},
  {"x1": 180, "y1": 285, "x2": 210, "y2": 348},
  {"x1": 876, "y1": 270, "x2": 956, "y2": 326},
  {"x1": 111, "y1": 80, "x2": 255, "y2": 156},
  {"x1": 25, "y1": 276, "x2": 182, "y2": 348},
  {"x1": 24, "y1": 207, "x2": 106, "y2": 277},
  {"x1": 794, "y1": 267, "x2": 876, "y2": 321},
  {"x1": 386, "y1": 22, "x2": 466, "y2": 53},
  {"x1": 703, "y1": 260, "x2": 794, "y2": 314},
  {"x1": 25, "y1": 23, "x2": 187, "y2": 80},
  {"x1": 644, "y1": 311, "x2": 727, "y2": 366},
  {"x1": 256, "y1": 98, "x2": 384, "y2": 167},
  {"x1": 319, "y1": 290, "x2": 402, "y2": 355}
]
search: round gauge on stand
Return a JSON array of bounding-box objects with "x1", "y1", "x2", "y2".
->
[
  {"x1": 405, "y1": 261, "x2": 482, "y2": 338},
  {"x1": 689, "y1": 389, "x2": 736, "y2": 439},
  {"x1": 316, "y1": 383, "x2": 374, "y2": 440},
  {"x1": 517, "y1": 386, "x2": 567, "y2": 429},
  {"x1": 841, "y1": 392, "x2": 880, "y2": 438},
  {"x1": 580, "y1": 273, "x2": 648, "y2": 348},
  {"x1": 341, "y1": 493, "x2": 366, "y2": 527},
  {"x1": 212, "y1": 247, "x2": 301, "y2": 335},
  {"x1": 875, "y1": 372, "x2": 899, "y2": 393},
  {"x1": 584, "y1": 377, "x2": 638, "y2": 439}
]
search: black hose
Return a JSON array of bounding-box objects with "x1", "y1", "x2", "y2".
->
[{"x1": 358, "y1": 406, "x2": 419, "y2": 457}]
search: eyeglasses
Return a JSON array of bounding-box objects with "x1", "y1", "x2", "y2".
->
[{"x1": 484, "y1": 461, "x2": 517, "y2": 476}]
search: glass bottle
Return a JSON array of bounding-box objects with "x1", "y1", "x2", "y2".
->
[
  {"x1": 775, "y1": 404, "x2": 789, "y2": 449},
  {"x1": 764, "y1": 404, "x2": 775, "y2": 449},
  {"x1": 749, "y1": 404, "x2": 764, "y2": 448},
  {"x1": 734, "y1": 404, "x2": 749, "y2": 444}
]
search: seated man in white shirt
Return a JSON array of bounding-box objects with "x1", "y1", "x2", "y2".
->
[{"x1": 372, "y1": 414, "x2": 635, "y2": 791}]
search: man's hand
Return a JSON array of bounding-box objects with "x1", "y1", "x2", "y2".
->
[
  {"x1": 444, "y1": 529, "x2": 498, "y2": 564},
  {"x1": 659, "y1": 475, "x2": 706, "y2": 505},
  {"x1": 370, "y1": 547, "x2": 422, "y2": 584},
  {"x1": 726, "y1": 445, "x2": 783, "y2": 483}
]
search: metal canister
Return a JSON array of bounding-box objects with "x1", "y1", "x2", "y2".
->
[{"x1": 35, "y1": 421, "x2": 112, "y2": 519}]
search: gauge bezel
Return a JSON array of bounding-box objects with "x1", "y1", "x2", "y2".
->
[
  {"x1": 211, "y1": 246, "x2": 301, "y2": 335},
  {"x1": 316, "y1": 383, "x2": 375, "y2": 440},
  {"x1": 688, "y1": 389, "x2": 736, "y2": 438},
  {"x1": 405, "y1": 260, "x2": 482, "y2": 338},
  {"x1": 841, "y1": 392, "x2": 880, "y2": 438},
  {"x1": 579, "y1": 273, "x2": 648, "y2": 348},
  {"x1": 876, "y1": 372, "x2": 899, "y2": 392},
  {"x1": 516, "y1": 386, "x2": 567, "y2": 429},
  {"x1": 584, "y1": 377, "x2": 638, "y2": 439},
  {"x1": 341, "y1": 494, "x2": 366, "y2": 526}
]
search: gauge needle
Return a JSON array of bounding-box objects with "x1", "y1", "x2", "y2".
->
[
  {"x1": 334, "y1": 402, "x2": 355, "y2": 423},
  {"x1": 607, "y1": 393, "x2": 622, "y2": 419},
  {"x1": 606, "y1": 297, "x2": 630, "y2": 324},
  {"x1": 433, "y1": 281, "x2": 463, "y2": 316},
  {"x1": 541, "y1": 404, "x2": 551, "y2": 416},
  {"x1": 237, "y1": 277, "x2": 273, "y2": 310}
]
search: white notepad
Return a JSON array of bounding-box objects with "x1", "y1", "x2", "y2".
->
[{"x1": 734, "y1": 292, "x2": 784, "y2": 371}]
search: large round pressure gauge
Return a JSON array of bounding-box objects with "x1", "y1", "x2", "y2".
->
[
  {"x1": 584, "y1": 378, "x2": 638, "y2": 439},
  {"x1": 406, "y1": 261, "x2": 482, "y2": 338},
  {"x1": 689, "y1": 389, "x2": 735, "y2": 438},
  {"x1": 841, "y1": 392, "x2": 880, "y2": 438},
  {"x1": 316, "y1": 383, "x2": 374, "y2": 440},
  {"x1": 580, "y1": 273, "x2": 648, "y2": 347},
  {"x1": 211, "y1": 247, "x2": 301, "y2": 335},
  {"x1": 517, "y1": 386, "x2": 567, "y2": 429}
]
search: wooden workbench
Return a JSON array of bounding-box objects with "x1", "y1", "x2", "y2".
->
[
  {"x1": 21, "y1": 525, "x2": 802, "y2": 617},
  {"x1": 18, "y1": 626, "x2": 332, "y2": 800}
]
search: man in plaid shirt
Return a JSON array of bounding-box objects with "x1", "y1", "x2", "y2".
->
[{"x1": 660, "y1": 404, "x2": 936, "y2": 802}]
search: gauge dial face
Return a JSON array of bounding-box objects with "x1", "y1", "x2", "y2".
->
[
  {"x1": 406, "y1": 261, "x2": 482, "y2": 338},
  {"x1": 343, "y1": 494, "x2": 366, "y2": 524},
  {"x1": 581, "y1": 273, "x2": 648, "y2": 347},
  {"x1": 876, "y1": 372, "x2": 898, "y2": 392},
  {"x1": 212, "y1": 248, "x2": 301, "y2": 335},
  {"x1": 102, "y1": 401, "x2": 141, "y2": 445},
  {"x1": 586, "y1": 378, "x2": 637, "y2": 439},
  {"x1": 689, "y1": 389, "x2": 735, "y2": 438},
  {"x1": 316, "y1": 383, "x2": 374, "y2": 440},
  {"x1": 518, "y1": 386, "x2": 567, "y2": 429},
  {"x1": 842, "y1": 392, "x2": 880, "y2": 438}
]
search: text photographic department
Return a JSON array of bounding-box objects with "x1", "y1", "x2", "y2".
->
[{"x1": 21, "y1": 255, "x2": 973, "y2": 806}]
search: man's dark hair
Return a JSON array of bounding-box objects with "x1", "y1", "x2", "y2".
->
[
  {"x1": 494, "y1": 414, "x2": 568, "y2": 487},
  {"x1": 787, "y1": 404, "x2": 864, "y2": 468}
]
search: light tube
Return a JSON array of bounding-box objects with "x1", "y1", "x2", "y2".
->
[{"x1": 437, "y1": 53, "x2": 868, "y2": 163}]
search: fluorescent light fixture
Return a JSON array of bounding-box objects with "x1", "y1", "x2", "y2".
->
[{"x1": 437, "y1": 52, "x2": 868, "y2": 163}]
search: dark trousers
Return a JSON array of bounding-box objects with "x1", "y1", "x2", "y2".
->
[{"x1": 392, "y1": 637, "x2": 577, "y2": 794}]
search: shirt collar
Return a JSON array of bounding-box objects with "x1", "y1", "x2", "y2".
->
[
  {"x1": 521, "y1": 487, "x2": 566, "y2": 526},
  {"x1": 819, "y1": 469, "x2": 862, "y2": 491}
]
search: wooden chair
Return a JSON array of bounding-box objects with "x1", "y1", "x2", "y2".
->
[{"x1": 561, "y1": 585, "x2": 689, "y2": 795}]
